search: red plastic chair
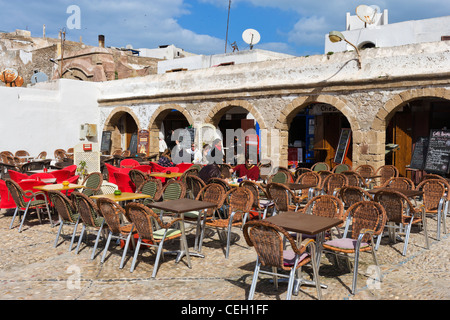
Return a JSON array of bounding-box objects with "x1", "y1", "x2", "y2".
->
[
  {"x1": 105, "y1": 163, "x2": 119, "y2": 184},
  {"x1": 0, "y1": 180, "x2": 16, "y2": 209},
  {"x1": 29, "y1": 173, "x2": 56, "y2": 181},
  {"x1": 176, "y1": 163, "x2": 193, "y2": 173},
  {"x1": 120, "y1": 159, "x2": 140, "y2": 168},
  {"x1": 51, "y1": 169, "x2": 71, "y2": 183},
  {"x1": 64, "y1": 165, "x2": 78, "y2": 176},
  {"x1": 8, "y1": 170, "x2": 29, "y2": 183},
  {"x1": 113, "y1": 172, "x2": 136, "y2": 193},
  {"x1": 150, "y1": 162, "x2": 168, "y2": 172}
]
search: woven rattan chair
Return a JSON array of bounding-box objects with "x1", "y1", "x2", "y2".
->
[
  {"x1": 161, "y1": 180, "x2": 186, "y2": 201},
  {"x1": 54, "y1": 149, "x2": 67, "y2": 162},
  {"x1": 6, "y1": 179, "x2": 52, "y2": 233},
  {"x1": 184, "y1": 174, "x2": 206, "y2": 199},
  {"x1": 332, "y1": 163, "x2": 351, "y2": 174},
  {"x1": 421, "y1": 174, "x2": 447, "y2": 182},
  {"x1": 71, "y1": 191, "x2": 107, "y2": 259},
  {"x1": 295, "y1": 171, "x2": 321, "y2": 203},
  {"x1": 97, "y1": 197, "x2": 136, "y2": 268},
  {"x1": 126, "y1": 202, "x2": 182, "y2": 277},
  {"x1": 98, "y1": 181, "x2": 119, "y2": 195},
  {"x1": 293, "y1": 167, "x2": 312, "y2": 181},
  {"x1": 128, "y1": 169, "x2": 148, "y2": 191},
  {"x1": 203, "y1": 187, "x2": 254, "y2": 258},
  {"x1": 311, "y1": 162, "x2": 330, "y2": 172},
  {"x1": 338, "y1": 186, "x2": 372, "y2": 210},
  {"x1": 416, "y1": 179, "x2": 449, "y2": 241},
  {"x1": 20, "y1": 161, "x2": 46, "y2": 173},
  {"x1": 301, "y1": 195, "x2": 346, "y2": 230},
  {"x1": 373, "y1": 189, "x2": 429, "y2": 256},
  {"x1": 373, "y1": 165, "x2": 399, "y2": 187},
  {"x1": 81, "y1": 172, "x2": 103, "y2": 197},
  {"x1": 380, "y1": 177, "x2": 415, "y2": 190},
  {"x1": 207, "y1": 177, "x2": 231, "y2": 191},
  {"x1": 267, "y1": 171, "x2": 290, "y2": 184},
  {"x1": 320, "y1": 173, "x2": 349, "y2": 196},
  {"x1": 184, "y1": 183, "x2": 227, "y2": 251},
  {"x1": 15, "y1": 150, "x2": 30, "y2": 163},
  {"x1": 243, "y1": 220, "x2": 322, "y2": 300},
  {"x1": 322, "y1": 201, "x2": 387, "y2": 295},
  {"x1": 48, "y1": 191, "x2": 80, "y2": 251},
  {"x1": 240, "y1": 180, "x2": 274, "y2": 219},
  {"x1": 266, "y1": 182, "x2": 302, "y2": 214},
  {"x1": 136, "y1": 178, "x2": 163, "y2": 205},
  {"x1": 354, "y1": 164, "x2": 375, "y2": 178},
  {"x1": 342, "y1": 171, "x2": 368, "y2": 188}
]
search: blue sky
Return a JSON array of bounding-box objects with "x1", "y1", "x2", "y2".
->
[{"x1": 0, "y1": 0, "x2": 449, "y2": 56}]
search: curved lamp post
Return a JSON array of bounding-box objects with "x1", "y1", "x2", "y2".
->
[{"x1": 328, "y1": 31, "x2": 362, "y2": 69}]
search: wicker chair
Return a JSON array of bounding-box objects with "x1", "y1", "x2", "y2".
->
[
  {"x1": 48, "y1": 191, "x2": 80, "y2": 251},
  {"x1": 161, "y1": 180, "x2": 186, "y2": 201},
  {"x1": 184, "y1": 174, "x2": 206, "y2": 199},
  {"x1": 243, "y1": 220, "x2": 322, "y2": 300},
  {"x1": 354, "y1": 164, "x2": 375, "y2": 178},
  {"x1": 128, "y1": 169, "x2": 148, "y2": 191},
  {"x1": 293, "y1": 167, "x2": 312, "y2": 181},
  {"x1": 416, "y1": 179, "x2": 449, "y2": 241},
  {"x1": 338, "y1": 186, "x2": 372, "y2": 210},
  {"x1": 239, "y1": 180, "x2": 274, "y2": 219},
  {"x1": 267, "y1": 171, "x2": 290, "y2": 184},
  {"x1": 373, "y1": 189, "x2": 429, "y2": 256},
  {"x1": 311, "y1": 162, "x2": 330, "y2": 172},
  {"x1": 6, "y1": 179, "x2": 52, "y2": 233},
  {"x1": 126, "y1": 202, "x2": 182, "y2": 277},
  {"x1": 20, "y1": 161, "x2": 46, "y2": 173},
  {"x1": 184, "y1": 183, "x2": 227, "y2": 251},
  {"x1": 15, "y1": 150, "x2": 30, "y2": 163},
  {"x1": 97, "y1": 197, "x2": 136, "y2": 268},
  {"x1": 421, "y1": 174, "x2": 447, "y2": 182},
  {"x1": 301, "y1": 195, "x2": 346, "y2": 228},
  {"x1": 373, "y1": 165, "x2": 399, "y2": 186},
  {"x1": 266, "y1": 182, "x2": 302, "y2": 214},
  {"x1": 136, "y1": 178, "x2": 163, "y2": 205},
  {"x1": 380, "y1": 177, "x2": 415, "y2": 190},
  {"x1": 81, "y1": 172, "x2": 103, "y2": 197},
  {"x1": 97, "y1": 181, "x2": 119, "y2": 195},
  {"x1": 342, "y1": 171, "x2": 368, "y2": 189},
  {"x1": 322, "y1": 201, "x2": 387, "y2": 295},
  {"x1": 71, "y1": 191, "x2": 107, "y2": 259},
  {"x1": 203, "y1": 187, "x2": 254, "y2": 258},
  {"x1": 207, "y1": 177, "x2": 231, "y2": 191},
  {"x1": 332, "y1": 163, "x2": 351, "y2": 174},
  {"x1": 54, "y1": 149, "x2": 67, "y2": 162},
  {"x1": 295, "y1": 171, "x2": 322, "y2": 203},
  {"x1": 320, "y1": 173, "x2": 349, "y2": 196}
]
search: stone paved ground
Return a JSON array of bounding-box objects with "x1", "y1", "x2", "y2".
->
[{"x1": 0, "y1": 207, "x2": 449, "y2": 301}]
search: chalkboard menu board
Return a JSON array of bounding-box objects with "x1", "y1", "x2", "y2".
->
[
  {"x1": 410, "y1": 137, "x2": 429, "y2": 170},
  {"x1": 334, "y1": 128, "x2": 352, "y2": 164},
  {"x1": 424, "y1": 129, "x2": 450, "y2": 174},
  {"x1": 100, "y1": 131, "x2": 112, "y2": 153},
  {"x1": 129, "y1": 133, "x2": 138, "y2": 155}
]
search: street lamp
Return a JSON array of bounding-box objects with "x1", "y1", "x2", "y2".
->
[{"x1": 328, "y1": 31, "x2": 362, "y2": 69}]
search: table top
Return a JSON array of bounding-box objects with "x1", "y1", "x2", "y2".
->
[
  {"x1": 34, "y1": 184, "x2": 85, "y2": 192},
  {"x1": 368, "y1": 187, "x2": 423, "y2": 198},
  {"x1": 26, "y1": 169, "x2": 58, "y2": 175},
  {"x1": 284, "y1": 183, "x2": 317, "y2": 191},
  {"x1": 148, "y1": 172, "x2": 184, "y2": 178},
  {"x1": 265, "y1": 212, "x2": 343, "y2": 236},
  {"x1": 147, "y1": 199, "x2": 217, "y2": 214},
  {"x1": 90, "y1": 192, "x2": 151, "y2": 202}
]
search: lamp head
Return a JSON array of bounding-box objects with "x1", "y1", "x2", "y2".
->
[{"x1": 329, "y1": 31, "x2": 345, "y2": 43}]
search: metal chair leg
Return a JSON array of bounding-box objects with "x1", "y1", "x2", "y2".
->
[{"x1": 130, "y1": 238, "x2": 142, "y2": 273}]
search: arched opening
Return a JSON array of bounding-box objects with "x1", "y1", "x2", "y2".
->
[
  {"x1": 385, "y1": 96, "x2": 450, "y2": 179},
  {"x1": 104, "y1": 110, "x2": 140, "y2": 155},
  {"x1": 359, "y1": 41, "x2": 376, "y2": 50},
  {"x1": 210, "y1": 104, "x2": 262, "y2": 165}
]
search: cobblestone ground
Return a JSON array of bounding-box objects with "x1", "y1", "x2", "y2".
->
[{"x1": 0, "y1": 207, "x2": 448, "y2": 301}]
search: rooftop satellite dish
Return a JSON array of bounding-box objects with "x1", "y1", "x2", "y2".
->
[
  {"x1": 31, "y1": 71, "x2": 48, "y2": 84},
  {"x1": 242, "y1": 29, "x2": 261, "y2": 50},
  {"x1": 356, "y1": 4, "x2": 378, "y2": 25}
]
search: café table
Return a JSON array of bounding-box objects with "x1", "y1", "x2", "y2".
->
[
  {"x1": 148, "y1": 172, "x2": 184, "y2": 179},
  {"x1": 90, "y1": 192, "x2": 152, "y2": 202},
  {"x1": 26, "y1": 169, "x2": 59, "y2": 175},
  {"x1": 368, "y1": 187, "x2": 423, "y2": 199},
  {"x1": 34, "y1": 183, "x2": 86, "y2": 227},
  {"x1": 265, "y1": 211, "x2": 343, "y2": 293},
  {"x1": 146, "y1": 199, "x2": 217, "y2": 268}
]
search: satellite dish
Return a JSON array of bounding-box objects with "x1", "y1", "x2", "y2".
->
[
  {"x1": 356, "y1": 5, "x2": 378, "y2": 25},
  {"x1": 242, "y1": 29, "x2": 261, "y2": 49},
  {"x1": 31, "y1": 71, "x2": 48, "y2": 84}
]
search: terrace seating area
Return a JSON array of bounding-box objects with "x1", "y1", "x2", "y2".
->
[{"x1": 0, "y1": 157, "x2": 449, "y2": 300}]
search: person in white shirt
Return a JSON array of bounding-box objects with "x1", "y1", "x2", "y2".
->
[
  {"x1": 159, "y1": 132, "x2": 168, "y2": 156},
  {"x1": 194, "y1": 144, "x2": 210, "y2": 165}
]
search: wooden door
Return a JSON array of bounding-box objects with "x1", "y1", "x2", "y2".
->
[{"x1": 393, "y1": 110, "x2": 413, "y2": 177}]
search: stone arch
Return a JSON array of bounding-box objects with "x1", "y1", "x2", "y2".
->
[
  {"x1": 274, "y1": 95, "x2": 358, "y2": 167},
  {"x1": 204, "y1": 100, "x2": 268, "y2": 130},
  {"x1": 147, "y1": 104, "x2": 194, "y2": 155},
  {"x1": 103, "y1": 107, "x2": 142, "y2": 154}
]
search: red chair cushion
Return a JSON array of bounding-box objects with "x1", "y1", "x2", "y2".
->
[
  {"x1": 113, "y1": 172, "x2": 136, "y2": 193},
  {"x1": 8, "y1": 170, "x2": 29, "y2": 183}
]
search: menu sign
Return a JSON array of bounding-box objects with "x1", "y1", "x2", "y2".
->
[
  {"x1": 409, "y1": 136, "x2": 429, "y2": 170},
  {"x1": 424, "y1": 130, "x2": 450, "y2": 174},
  {"x1": 100, "y1": 131, "x2": 112, "y2": 154}
]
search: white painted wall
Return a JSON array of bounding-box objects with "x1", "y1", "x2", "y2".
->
[
  {"x1": 0, "y1": 79, "x2": 99, "y2": 158},
  {"x1": 325, "y1": 15, "x2": 450, "y2": 53}
]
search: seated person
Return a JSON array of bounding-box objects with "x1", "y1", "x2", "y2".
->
[
  {"x1": 198, "y1": 163, "x2": 222, "y2": 183},
  {"x1": 233, "y1": 157, "x2": 260, "y2": 181},
  {"x1": 158, "y1": 149, "x2": 175, "y2": 167}
]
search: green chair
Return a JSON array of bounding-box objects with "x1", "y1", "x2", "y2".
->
[{"x1": 81, "y1": 172, "x2": 103, "y2": 197}]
